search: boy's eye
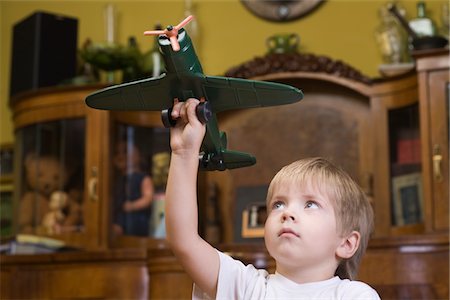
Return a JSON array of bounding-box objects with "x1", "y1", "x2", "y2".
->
[
  {"x1": 272, "y1": 201, "x2": 285, "y2": 210},
  {"x1": 305, "y1": 201, "x2": 319, "y2": 209}
]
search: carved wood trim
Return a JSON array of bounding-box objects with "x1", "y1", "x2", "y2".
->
[{"x1": 225, "y1": 53, "x2": 373, "y2": 85}]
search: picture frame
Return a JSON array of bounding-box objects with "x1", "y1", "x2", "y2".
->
[
  {"x1": 241, "y1": 202, "x2": 266, "y2": 238},
  {"x1": 234, "y1": 185, "x2": 268, "y2": 242},
  {"x1": 392, "y1": 172, "x2": 424, "y2": 226}
]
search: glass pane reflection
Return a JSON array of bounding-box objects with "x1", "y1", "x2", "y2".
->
[
  {"x1": 388, "y1": 103, "x2": 423, "y2": 226},
  {"x1": 112, "y1": 124, "x2": 170, "y2": 238},
  {"x1": 16, "y1": 119, "x2": 85, "y2": 235}
]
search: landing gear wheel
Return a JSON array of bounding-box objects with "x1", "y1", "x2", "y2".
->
[
  {"x1": 196, "y1": 102, "x2": 212, "y2": 124},
  {"x1": 161, "y1": 108, "x2": 176, "y2": 128},
  {"x1": 161, "y1": 102, "x2": 211, "y2": 128}
]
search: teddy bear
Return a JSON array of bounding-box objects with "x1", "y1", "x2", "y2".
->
[
  {"x1": 18, "y1": 153, "x2": 82, "y2": 235},
  {"x1": 42, "y1": 191, "x2": 68, "y2": 235}
]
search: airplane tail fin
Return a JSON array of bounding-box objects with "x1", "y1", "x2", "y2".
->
[
  {"x1": 199, "y1": 150, "x2": 256, "y2": 171},
  {"x1": 220, "y1": 132, "x2": 227, "y2": 148}
]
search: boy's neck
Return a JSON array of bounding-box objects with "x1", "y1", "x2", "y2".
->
[{"x1": 275, "y1": 260, "x2": 339, "y2": 284}]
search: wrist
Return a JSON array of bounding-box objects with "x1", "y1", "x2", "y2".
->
[
  {"x1": 170, "y1": 151, "x2": 200, "y2": 171},
  {"x1": 171, "y1": 149, "x2": 200, "y2": 161}
]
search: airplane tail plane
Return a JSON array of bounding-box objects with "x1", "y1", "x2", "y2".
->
[{"x1": 199, "y1": 149, "x2": 256, "y2": 171}]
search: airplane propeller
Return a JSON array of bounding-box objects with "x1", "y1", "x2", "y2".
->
[{"x1": 144, "y1": 15, "x2": 194, "y2": 52}]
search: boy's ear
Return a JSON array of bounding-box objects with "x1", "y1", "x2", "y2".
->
[{"x1": 336, "y1": 231, "x2": 360, "y2": 259}]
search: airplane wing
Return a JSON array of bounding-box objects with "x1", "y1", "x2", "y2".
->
[
  {"x1": 85, "y1": 74, "x2": 174, "y2": 111},
  {"x1": 199, "y1": 149, "x2": 256, "y2": 171},
  {"x1": 86, "y1": 73, "x2": 302, "y2": 113},
  {"x1": 201, "y1": 75, "x2": 303, "y2": 113}
]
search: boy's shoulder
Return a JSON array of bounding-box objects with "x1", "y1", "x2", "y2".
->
[
  {"x1": 335, "y1": 278, "x2": 380, "y2": 299},
  {"x1": 264, "y1": 275, "x2": 380, "y2": 299}
]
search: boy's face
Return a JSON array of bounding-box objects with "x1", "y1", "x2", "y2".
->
[{"x1": 264, "y1": 180, "x2": 344, "y2": 277}]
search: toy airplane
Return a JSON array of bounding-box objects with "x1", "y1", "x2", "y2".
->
[{"x1": 85, "y1": 16, "x2": 303, "y2": 171}]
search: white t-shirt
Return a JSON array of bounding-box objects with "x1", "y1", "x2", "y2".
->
[{"x1": 193, "y1": 251, "x2": 380, "y2": 300}]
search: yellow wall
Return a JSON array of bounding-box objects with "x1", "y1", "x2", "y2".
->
[{"x1": 0, "y1": 0, "x2": 446, "y2": 145}]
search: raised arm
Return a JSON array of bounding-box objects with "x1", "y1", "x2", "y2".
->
[{"x1": 165, "y1": 98, "x2": 220, "y2": 298}]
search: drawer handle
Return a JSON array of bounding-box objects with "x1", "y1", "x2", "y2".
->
[
  {"x1": 88, "y1": 167, "x2": 98, "y2": 201},
  {"x1": 433, "y1": 144, "x2": 443, "y2": 182}
]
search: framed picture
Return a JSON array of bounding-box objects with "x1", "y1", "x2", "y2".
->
[
  {"x1": 392, "y1": 172, "x2": 424, "y2": 226},
  {"x1": 234, "y1": 185, "x2": 268, "y2": 243},
  {"x1": 241, "y1": 202, "x2": 266, "y2": 238}
]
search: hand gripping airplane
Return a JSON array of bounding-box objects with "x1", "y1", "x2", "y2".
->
[{"x1": 85, "y1": 15, "x2": 304, "y2": 171}]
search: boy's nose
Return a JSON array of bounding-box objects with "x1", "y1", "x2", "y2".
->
[{"x1": 281, "y1": 212, "x2": 295, "y2": 222}]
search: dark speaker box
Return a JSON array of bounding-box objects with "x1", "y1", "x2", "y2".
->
[{"x1": 9, "y1": 11, "x2": 78, "y2": 97}]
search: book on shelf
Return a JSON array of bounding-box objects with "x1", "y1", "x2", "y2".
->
[
  {"x1": 1, "y1": 234, "x2": 77, "y2": 255},
  {"x1": 397, "y1": 138, "x2": 421, "y2": 164}
]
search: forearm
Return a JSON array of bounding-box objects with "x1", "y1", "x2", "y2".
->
[
  {"x1": 164, "y1": 98, "x2": 219, "y2": 297},
  {"x1": 165, "y1": 151, "x2": 201, "y2": 253}
]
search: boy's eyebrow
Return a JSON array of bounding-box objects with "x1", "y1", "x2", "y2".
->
[
  {"x1": 302, "y1": 193, "x2": 317, "y2": 199},
  {"x1": 266, "y1": 194, "x2": 285, "y2": 205},
  {"x1": 302, "y1": 193, "x2": 327, "y2": 205}
]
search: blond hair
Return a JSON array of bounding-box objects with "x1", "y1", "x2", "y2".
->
[{"x1": 266, "y1": 157, "x2": 374, "y2": 280}]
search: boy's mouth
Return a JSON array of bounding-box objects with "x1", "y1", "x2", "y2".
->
[{"x1": 278, "y1": 228, "x2": 300, "y2": 237}]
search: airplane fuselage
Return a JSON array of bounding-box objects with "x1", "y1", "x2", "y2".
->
[{"x1": 158, "y1": 29, "x2": 225, "y2": 165}]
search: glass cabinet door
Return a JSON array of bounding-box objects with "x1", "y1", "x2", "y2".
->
[
  {"x1": 15, "y1": 119, "x2": 85, "y2": 236},
  {"x1": 372, "y1": 73, "x2": 421, "y2": 237},
  {"x1": 10, "y1": 86, "x2": 174, "y2": 250},
  {"x1": 388, "y1": 103, "x2": 424, "y2": 229},
  {"x1": 110, "y1": 120, "x2": 170, "y2": 241},
  {"x1": 10, "y1": 85, "x2": 104, "y2": 250}
]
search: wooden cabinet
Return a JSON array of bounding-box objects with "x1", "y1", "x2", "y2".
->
[
  {"x1": 371, "y1": 74, "x2": 422, "y2": 236},
  {"x1": 359, "y1": 234, "x2": 449, "y2": 299},
  {"x1": 368, "y1": 49, "x2": 449, "y2": 238},
  {"x1": 1, "y1": 249, "x2": 149, "y2": 299},
  {"x1": 1, "y1": 246, "x2": 194, "y2": 299},
  {"x1": 415, "y1": 50, "x2": 449, "y2": 232},
  {"x1": 11, "y1": 85, "x2": 105, "y2": 249},
  {"x1": 8, "y1": 85, "x2": 170, "y2": 250}
]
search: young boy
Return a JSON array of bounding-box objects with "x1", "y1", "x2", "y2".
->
[{"x1": 165, "y1": 98, "x2": 380, "y2": 299}]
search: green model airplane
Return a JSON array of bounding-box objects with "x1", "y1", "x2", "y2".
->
[{"x1": 85, "y1": 16, "x2": 303, "y2": 171}]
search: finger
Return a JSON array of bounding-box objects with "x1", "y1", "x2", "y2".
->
[
  {"x1": 185, "y1": 98, "x2": 201, "y2": 124},
  {"x1": 171, "y1": 98, "x2": 182, "y2": 119},
  {"x1": 179, "y1": 102, "x2": 186, "y2": 120}
]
